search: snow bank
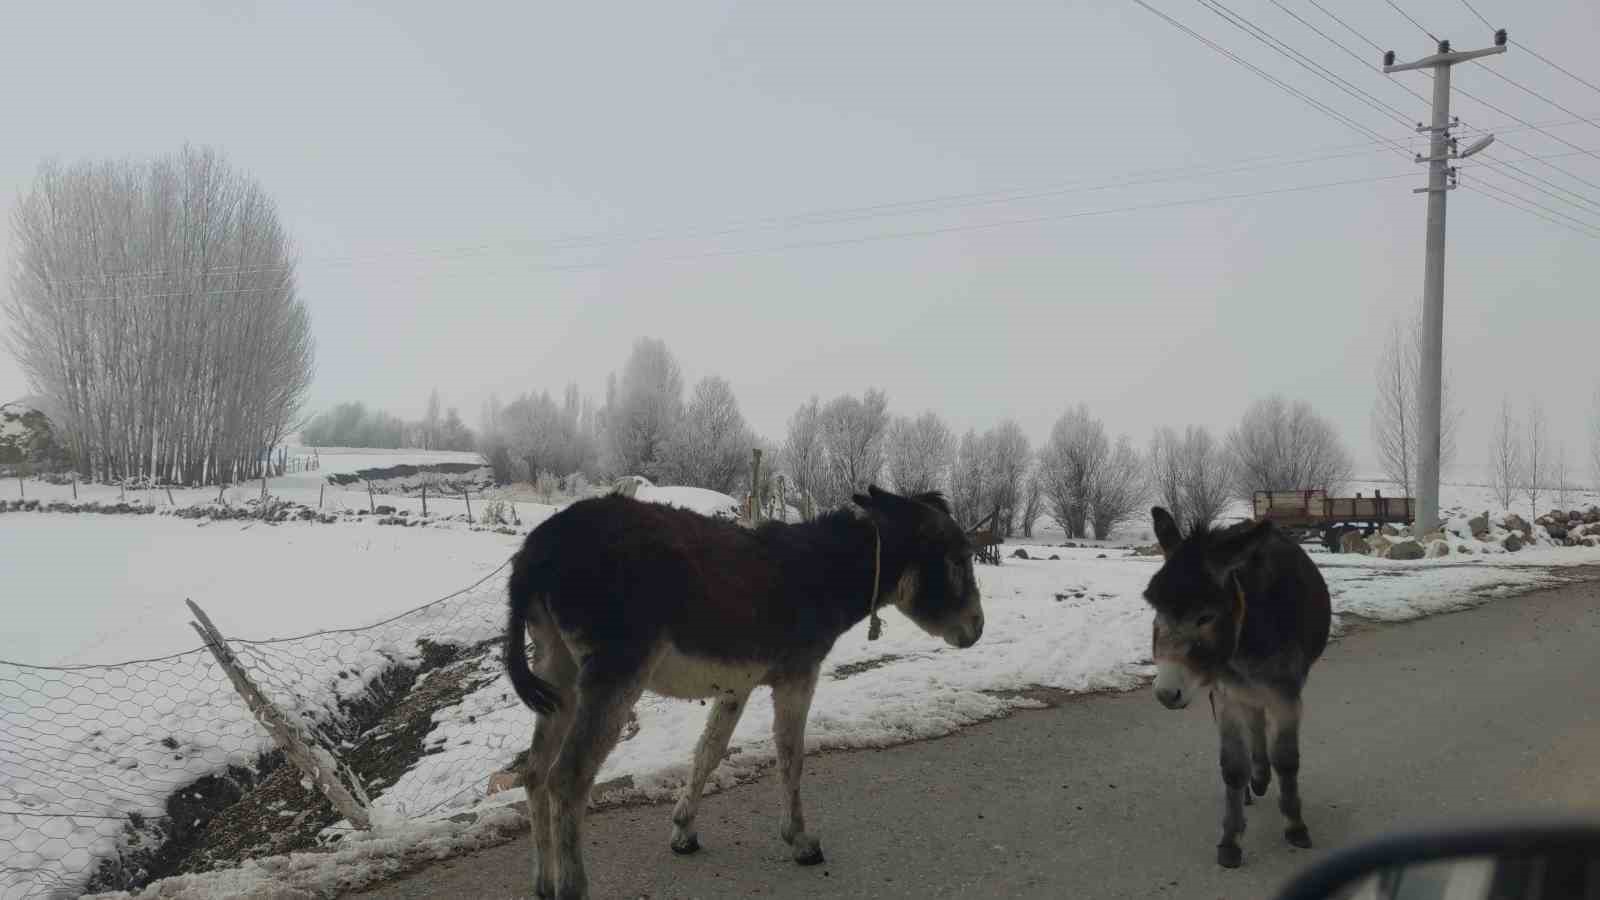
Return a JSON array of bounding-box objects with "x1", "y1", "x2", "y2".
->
[{"x1": 633, "y1": 485, "x2": 741, "y2": 521}]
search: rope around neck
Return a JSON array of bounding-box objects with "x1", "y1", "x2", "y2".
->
[{"x1": 866, "y1": 521, "x2": 884, "y2": 641}]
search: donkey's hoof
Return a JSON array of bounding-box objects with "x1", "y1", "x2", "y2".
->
[
  {"x1": 1285, "y1": 825, "x2": 1313, "y2": 849},
  {"x1": 1251, "y1": 774, "x2": 1271, "y2": 797},
  {"x1": 1243, "y1": 791, "x2": 1254, "y2": 806},
  {"x1": 1217, "y1": 844, "x2": 1243, "y2": 868},
  {"x1": 792, "y1": 836, "x2": 825, "y2": 866},
  {"x1": 671, "y1": 833, "x2": 701, "y2": 855}
]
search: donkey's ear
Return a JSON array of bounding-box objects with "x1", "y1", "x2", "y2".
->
[
  {"x1": 1151, "y1": 507, "x2": 1183, "y2": 559},
  {"x1": 1205, "y1": 519, "x2": 1274, "y2": 581}
]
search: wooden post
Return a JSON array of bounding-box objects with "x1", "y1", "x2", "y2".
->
[
  {"x1": 166, "y1": 486, "x2": 175, "y2": 506},
  {"x1": 366, "y1": 480, "x2": 375, "y2": 514},
  {"x1": 421, "y1": 483, "x2": 427, "y2": 518},
  {"x1": 15, "y1": 476, "x2": 22, "y2": 499},
  {"x1": 186, "y1": 599, "x2": 373, "y2": 830},
  {"x1": 749, "y1": 448, "x2": 763, "y2": 525},
  {"x1": 120, "y1": 480, "x2": 126, "y2": 501},
  {"x1": 463, "y1": 489, "x2": 473, "y2": 522},
  {"x1": 218, "y1": 482, "x2": 226, "y2": 505},
  {"x1": 71, "y1": 477, "x2": 78, "y2": 501},
  {"x1": 511, "y1": 501, "x2": 520, "y2": 526},
  {"x1": 318, "y1": 483, "x2": 325, "y2": 509},
  {"x1": 776, "y1": 475, "x2": 787, "y2": 523}
]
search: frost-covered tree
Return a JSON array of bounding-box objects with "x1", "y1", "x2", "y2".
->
[
  {"x1": 781, "y1": 397, "x2": 827, "y2": 520},
  {"x1": 1488, "y1": 396, "x2": 1522, "y2": 510},
  {"x1": 886, "y1": 411, "x2": 955, "y2": 496},
  {"x1": 4, "y1": 145, "x2": 314, "y2": 483},
  {"x1": 815, "y1": 389, "x2": 890, "y2": 509},
  {"x1": 606, "y1": 338, "x2": 683, "y2": 478},
  {"x1": 1372, "y1": 316, "x2": 1461, "y2": 494},
  {"x1": 1228, "y1": 396, "x2": 1353, "y2": 501},
  {"x1": 657, "y1": 375, "x2": 753, "y2": 494},
  {"x1": 1148, "y1": 425, "x2": 1233, "y2": 532}
]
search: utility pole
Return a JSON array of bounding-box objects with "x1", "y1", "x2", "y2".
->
[{"x1": 1383, "y1": 30, "x2": 1507, "y2": 533}]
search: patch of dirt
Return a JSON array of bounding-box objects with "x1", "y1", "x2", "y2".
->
[
  {"x1": 830, "y1": 655, "x2": 905, "y2": 679},
  {"x1": 324, "y1": 462, "x2": 486, "y2": 488},
  {"x1": 89, "y1": 639, "x2": 496, "y2": 894}
]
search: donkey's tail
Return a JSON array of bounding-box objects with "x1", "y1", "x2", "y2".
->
[{"x1": 505, "y1": 549, "x2": 563, "y2": 716}]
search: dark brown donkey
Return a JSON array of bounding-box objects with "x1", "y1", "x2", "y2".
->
[
  {"x1": 505, "y1": 485, "x2": 985, "y2": 900},
  {"x1": 1144, "y1": 507, "x2": 1331, "y2": 869}
]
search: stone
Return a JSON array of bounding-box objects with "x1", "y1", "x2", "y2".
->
[
  {"x1": 1049, "y1": 554, "x2": 1061, "y2": 561},
  {"x1": 1387, "y1": 539, "x2": 1426, "y2": 561},
  {"x1": 1547, "y1": 524, "x2": 1568, "y2": 541},
  {"x1": 1339, "y1": 530, "x2": 1370, "y2": 555},
  {"x1": 1468, "y1": 512, "x2": 1490, "y2": 537},
  {"x1": 375, "y1": 504, "x2": 396, "y2": 515},
  {"x1": 1380, "y1": 524, "x2": 1401, "y2": 537},
  {"x1": 1011, "y1": 548, "x2": 1030, "y2": 560},
  {"x1": 1503, "y1": 513, "x2": 1529, "y2": 534},
  {"x1": 1457, "y1": 545, "x2": 1474, "y2": 555},
  {"x1": 1586, "y1": 507, "x2": 1600, "y2": 524},
  {"x1": 1428, "y1": 540, "x2": 1450, "y2": 558},
  {"x1": 1421, "y1": 531, "x2": 1446, "y2": 545},
  {"x1": 1367, "y1": 534, "x2": 1392, "y2": 556},
  {"x1": 1503, "y1": 534, "x2": 1524, "y2": 553}
]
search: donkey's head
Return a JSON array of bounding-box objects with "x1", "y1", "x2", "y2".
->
[
  {"x1": 853, "y1": 485, "x2": 984, "y2": 649},
  {"x1": 1143, "y1": 507, "x2": 1275, "y2": 710}
]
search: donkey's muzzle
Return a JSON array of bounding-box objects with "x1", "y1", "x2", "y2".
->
[
  {"x1": 1155, "y1": 686, "x2": 1189, "y2": 709},
  {"x1": 949, "y1": 609, "x2": 984, "y2": 648}
]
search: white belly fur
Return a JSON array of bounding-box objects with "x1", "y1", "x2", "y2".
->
[{"x1": 647, "y1": 646, "x2": 769, "y2": 700}]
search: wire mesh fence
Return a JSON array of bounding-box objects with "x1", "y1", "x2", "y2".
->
[{"x1": 0, "y1": 556, "x2": 524, "y2": 900}]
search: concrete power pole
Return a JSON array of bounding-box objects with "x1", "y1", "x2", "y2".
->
[{"x1": 1383, "y1": 31, "x2": 1506, "y2": 533}]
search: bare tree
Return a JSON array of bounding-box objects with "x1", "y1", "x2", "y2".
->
[
  {"x1": 423, "y1": 389, "x2": 442, "y2": 451},
  {"x1": 1038, "y1": 405, "x2": 1106, "y2": 539},
  {"x1": 4, "y1": 146, "x2": 314, "y2": 484},
  {"x1": 1371, "y1": 316, "x2": 1462, "y2": 494},
  {"x1": 1523, "y1": 398, "x2": 1548, "y2": 519},
  {"x1": 1089, "y1": 435, "x2": 1147, "y2": 540},
  {"x1": 1228, "y1": 396, "x2": 1354, "y2": 501},
  {"x1": 815, "y1": 389, "x2": 890, "y2": 509},
  {"x1": 1020, "y1": 464, "x2": 1044, "y2": 538},
  {"x1": 885, "y1": 411, "x2": 955, "y2": 496},
  {"x1": 950, "y1": 429, "x2": 990, "y2": 528},
  {"x1": 1488, "y1": 396, "x2": 1522, "y2": 510},
  {"x1": 656, "y1": 375, "x2": 752, "y2": 494},
  {"x1": 780, "y1": 397, "x2": 826, "y2": 520},
  {"x1": 606, "y1": 338, "x2": 683, "y2": 478},
  {"x1": 1591, "y1": 384, "x2": 1600, "y2": 490},
  {"x1": 1148, "y1": 424, "x2": 1234, "y2": 532},
  {"x1": 1554, "y1": 445, "x2": 1572, "y2": 513},
  {"x1": 987, "y1": 421, "x2": 1032, "y2": 537}
]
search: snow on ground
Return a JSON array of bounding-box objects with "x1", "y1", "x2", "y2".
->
[
  {"x1": 633, "y1": 485, "x2": 741, "y2": 520},
  {"x1": 6, "y1": 469, "x2": 1600, "y2": 899}
]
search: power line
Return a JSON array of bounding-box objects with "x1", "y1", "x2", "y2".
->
[
  {"x1": 48, "y1": 170, "x2": 1429, "y2": 303},
  {"x1": 1475, "y1": 152, "x2": 1600, "y2": 215},
  {"x1": 1514, "y1": 41, "x2": 1600, "y2": 100},
  {"x1": 1271, "y1": 0, "x2": 1434, "y2": 109},
  {"x1": 1304, "y1": 0, "x2": 1385, "y2": 52},
  {"x1": 1383, "y1": 0, "x2": 1440, "y2": 42},
  {"x1": 1452, "y1": 84, "x2": 1600, "y2": 167},
  {"x1": 1476, "y1": 66, "x2": 1600, "y2": 139},
  {"x1": 1194, "y1": 0, "x2": 1419, "y2": 128},
  {"x1": 1464, "y1": 179, "x2": 1600, "y2": 239},
  {"x1": 1132, "y1": 0, "x2": 1412, "y2": 154},
  {"x1": 1457, "y1": 0, "x2": 1495, "y2": 30}
]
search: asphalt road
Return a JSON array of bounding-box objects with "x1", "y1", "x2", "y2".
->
[{"x1": 357, "y1": 577, "x2": 1600, "y2": 900}]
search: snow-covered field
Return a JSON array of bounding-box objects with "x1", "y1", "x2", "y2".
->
[{"x1": 5, "y1": 465, "x2": 1600, "y2": 900}]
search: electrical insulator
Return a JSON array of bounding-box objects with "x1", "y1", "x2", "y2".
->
[
  {"x1": 1384, "y1": 50, "x2": 1396, "y2": 67},
  {"x1": 1438, "y1": 39, "x2": 1451, "y2": 53},
  {"x1": 1494, "y1": 29, "x2": 1507, "y2": 47}
]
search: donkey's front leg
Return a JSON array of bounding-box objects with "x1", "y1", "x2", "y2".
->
[
  {"x1": 1270, "y1": 696, "x2": 1313, "y2": 849},
  {"x1": 771, "y1": 665, "x2": 824, "y2": 865},
  {"x1": 1214, "y1": 692, "x2": 1251, "y2": 869},
  {"x1": 670, "y1": 692, "x2": 749, "y2": 855}
]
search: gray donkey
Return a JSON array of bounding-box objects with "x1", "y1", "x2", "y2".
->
[
  {"x1": 1144, "y1": 507, "x2": 1331, "y2": 868},
  {"x1": 505, "y1": 486, "x2": 985, "y2": 900}
]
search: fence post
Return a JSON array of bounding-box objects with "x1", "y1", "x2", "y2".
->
[
  {"x1": 186, "y1": 599, "x2": 373, "y2": 830},
  {"x1": 749, "y1": 449, "x2": 763, "y2": 525},
  {"x1": 463, "y1": 489, "x2": 473, "y2": 522},
  {"x1": 319, "y1": 483, "x2": 325, "y2": 509},
  {"x1": 15, "y1": 476, "x2": 21, "y2": 499},
  {"x1": 367, "y1": 480, "x2": 375, "y2": 515},
  {"x1": 421, "y1": 483, "x2": 428, "y2": 518},
  {"x1": 120, "y1": 480, "x2": 126, "y2": 501},
  {"x1": 776, "y1": 475, "x2": 787, "y2": 523},
  {"x1": 218, "y1": 482, "x2": 226, "y2": 505},
  {"x1": 72, "y1": 477, "x2": 78, "y2": 501},
  {"x1": 166, "y1": 486, "x2": 175, "y2": 506}
]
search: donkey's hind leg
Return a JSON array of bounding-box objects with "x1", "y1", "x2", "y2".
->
[
  {"x1": 1214, "y1": 692, "x2": 1251, "y2": 869},
  {"x1": 548, "y1": 653, "x2": 651, "y2": 900},
  {"x1": 772, "y1": 665, "x2": 824, "y2": 865},
  {"x1": 1246, "y1": 705, "x2": 1271, "y2": 803},
  {"x1": 670, "y1": 691, "x2": 750, "y2": 854},
  {"x1": 524, "y1": 629, "x2": 577, "y2": 899},
  {"x1": 1269, "y1": 696, "x2": 1313, "y2": 849}
]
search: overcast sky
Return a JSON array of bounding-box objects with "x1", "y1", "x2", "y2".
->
[{"x1": 3, "y1": 0, "x2": 1598, "y2": 479}]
